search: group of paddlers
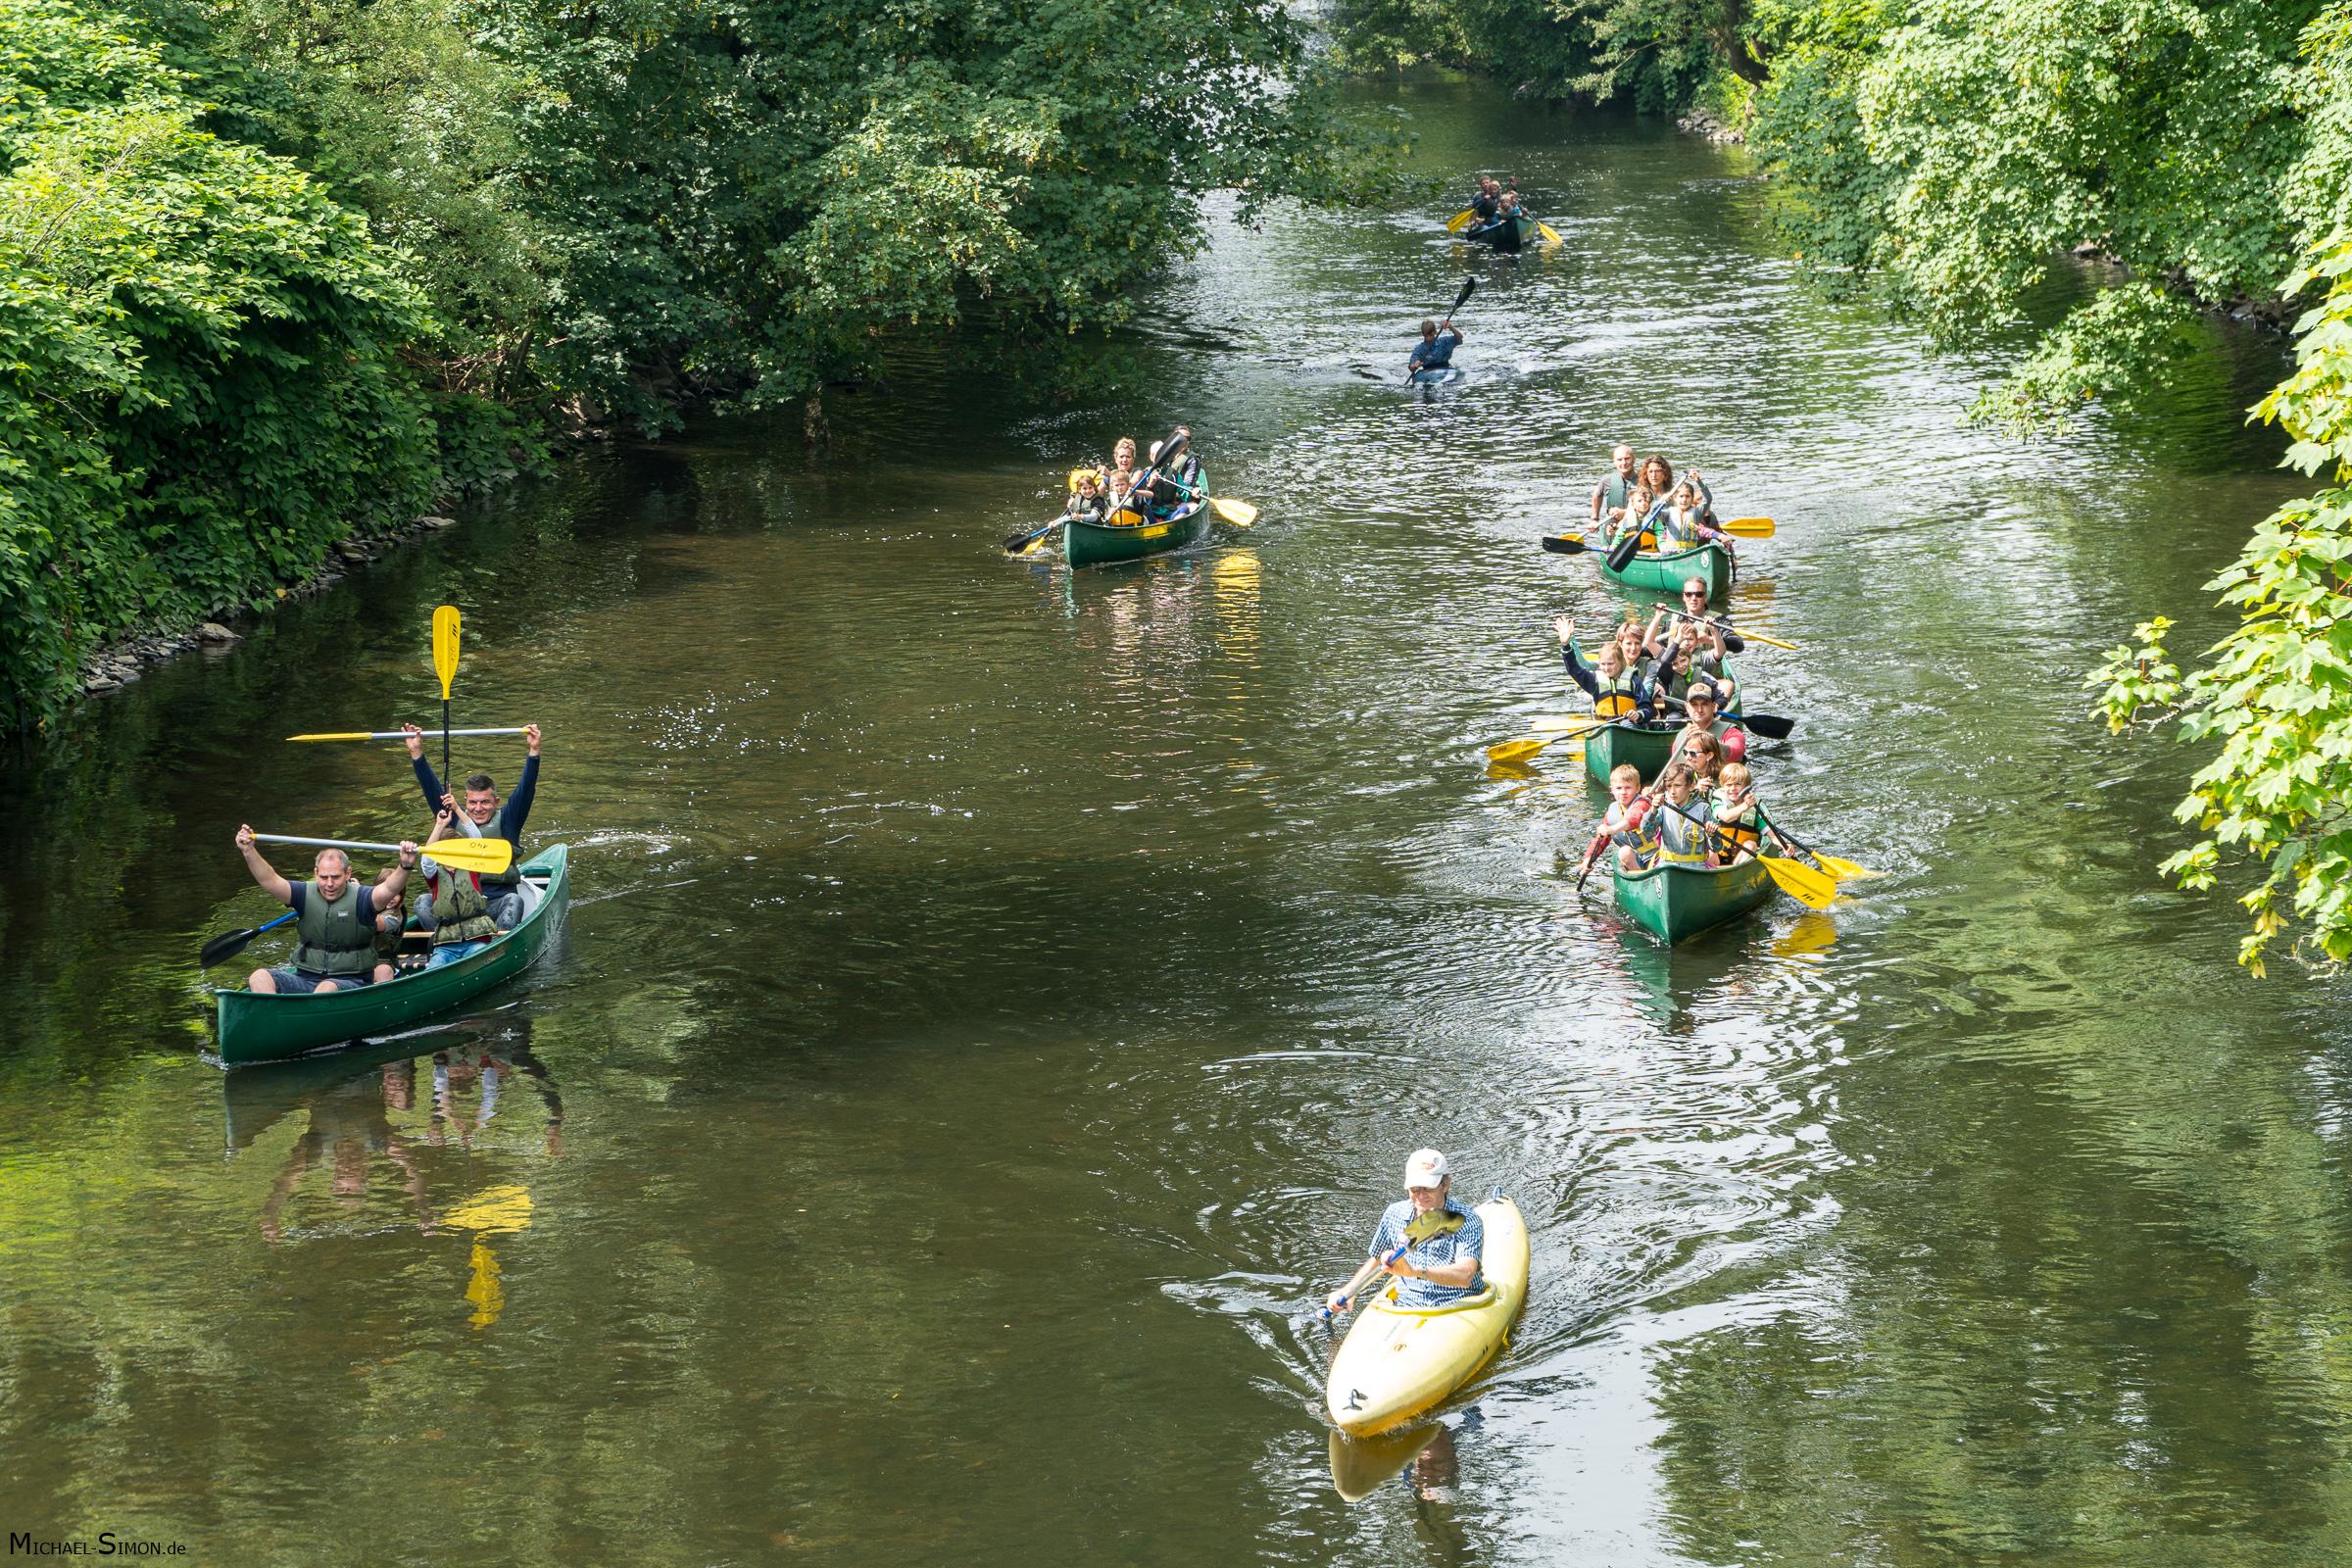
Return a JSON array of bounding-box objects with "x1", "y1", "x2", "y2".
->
[
  {"x1": 1462, "y1": 176, "x2": 1540, "y2": 252},
  {"x1": 232, "y1": 725, "x2": 545, "y2": 994},
  {"x1": 1061, "y1": 428, "x2": 1205, "y2": 527},
  {"x1": 1556, "y1": 446, "x2": 1798, "y2": 876},
  {"x1": 1587, "y1": 444, "x2": 1740, "y2": 555}
]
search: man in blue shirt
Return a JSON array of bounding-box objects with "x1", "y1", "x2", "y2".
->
[
  {"x1": 1325, "y1": 1149, "x2": 1487, "y2": 1314},
  {"x1": 1408, "y1": 318, "x2": 1463, "y2": 380}
]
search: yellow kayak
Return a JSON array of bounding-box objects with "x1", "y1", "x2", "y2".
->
[{"x1": 1324, "y1": 1196, "x2": 1530, "y2": 1437}]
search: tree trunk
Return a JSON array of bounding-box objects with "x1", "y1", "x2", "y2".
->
[{"x1": 1715, "y1": 0, "x2": 1769, "y2": 86}]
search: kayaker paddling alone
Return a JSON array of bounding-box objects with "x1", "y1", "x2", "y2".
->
[{"x1": 1326, "y1": 1149, "x2": 1487, "y2": 1315}]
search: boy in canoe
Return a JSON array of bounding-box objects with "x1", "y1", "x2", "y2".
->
[
  {"x1": 1409, "y1": 317, "x2": 1463, "y2": 378},
  {"x1": 1326, "y1": 1149, "x2": 1487, "y2": 1314},
  {"x1": 401, "y1": 721, "x2": 542, "y2": 929},
  {"x1": 1710, "y1": 764, "x2": 1800, "y2": 864},
  {"x1": 233, "y1": 825, "x2": 417, "y2": 994}
]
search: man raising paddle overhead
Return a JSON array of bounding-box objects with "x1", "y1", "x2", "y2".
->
[
  {"x1": 233, "y1": 825, "x2": 416, "y2": 994},
  {"x1": 403, "y1": 721, "x2": 541, "y2": 930}
]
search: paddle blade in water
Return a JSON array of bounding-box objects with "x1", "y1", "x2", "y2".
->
[
  {"x1": 1537, "y1": 221, "x2": 1563, "y2": 246},
  {"x1": 1210, "y1": 497, "x2": 1259, "y2": 527},
  {"x1": 1721, "y1": 516, "x2": 1775, "y2": 537},
  {"x1": 1739, "y1": 711, "x2": 1796, "y2": 741},
  {"x1": 1541, "y1": 535, "x2": 1587, "y2": 556},
  {"x1": 200, "y1": 926, "x2": 260, "y2": 968},
  {"x1": 432, "y1": 605, "x2": 462, "y2": 700},
  {"x1": 1446, "y1": 209, "x2": 1475, "y2": 233},
  {"x1": 425, "y1": 836, "x2": 514, "y2": 875},
  {"x1": 1759, "y1": 854, "x2": 1838, "y2": 910},
  {"x1": 1812, "y1": 853, "x2": 1882, "y2": 879},
  {"x1": 1485, "y1": 736, "x2": 1550, "y2": 765}
]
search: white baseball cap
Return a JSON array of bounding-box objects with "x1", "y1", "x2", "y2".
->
[{"x1": 1403, "y1": 1149, "x2": 1450, "y2": 1189}]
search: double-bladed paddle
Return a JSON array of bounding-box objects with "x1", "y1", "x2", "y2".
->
[
  {"x1": 253, "y1": 832, "x2": 513, "y2": 876},
  {"x1": 201, "y1": 910, "x2": 296, "y2": 968},
  {"x1": 1660, "y1": 696, "x2": 1797, "y2": 742},
  {"x1": 1406, "y1": 277, "x2": 1476, "y2": 382},
  {"x1": 287, "y1": 727, "x2": 528, "y2": 743},
  {"x1": 1321, "y1": 1206, "x2": 1467, "y2": 1320}
]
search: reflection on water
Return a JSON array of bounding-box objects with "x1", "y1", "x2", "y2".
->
[{"x1": 229, "y1": 1021, "x2": 561, "y2": 1330}]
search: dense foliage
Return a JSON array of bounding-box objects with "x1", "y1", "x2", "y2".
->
[
  {"x1": 1330, "y1": 0, "x2": 1748, "y2": 108},
  {"x1": 0, "y1": 0, "x2": 1402, "y2": 728}
]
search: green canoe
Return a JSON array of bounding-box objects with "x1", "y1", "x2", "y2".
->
[
  {"x1": 1611, "y1": 858, "x2": 1775, "y2": 944},
  {"x1": 1582, "y1": 720, "x2": 1686, "y2": 787},
  {"x1": 1464, "y1": 214, "x2": 1540, "y2": 252},
  {"x1": 213, "y1": 845, "x2": 569, "y2": 1067},
  {"x1": 1065, "y1": 492, "x2": 1211, "y2": 567},
  {"x1": 1600, "y1": 541, "x2": 1734, "y2": 603}
]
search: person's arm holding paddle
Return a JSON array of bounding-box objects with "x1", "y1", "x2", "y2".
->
[{"x1": 235, "y1": 823, "x2": 296, "y2": 906}]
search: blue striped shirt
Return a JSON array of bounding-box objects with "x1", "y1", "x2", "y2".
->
[{"x1": 1368, "y1": 1199, "x2": 1486, "y2": 1309}]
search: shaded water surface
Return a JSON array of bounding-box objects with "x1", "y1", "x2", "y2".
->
[{"x1": 3, "y1": 82, "x2": 2344, "y2": 1566}]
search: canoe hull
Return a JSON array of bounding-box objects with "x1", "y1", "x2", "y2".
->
[
  {"x1": 1064, "y1": 497, "x2": 1211, "y2": 567},
  {"x1": 1611, "y1": 858, "x2": 1774, "y2": 944},
  {"x1": 1583, "y1": 720, "x2": 1683, "y2": 787},
  {"x1": 1464, "y1": 215, "x2": 1539, "y2": 252},
  {"x1": 1408, "y1": 367, "x2": 1464, "y2": 387},
  {"x1": 213, "y1": 845, "x2": 570, "y2": 1066},
  {"x1": 1324, "y1": 1197, "x2": 1530, "y2": 1438},
  {"x1": 1601, "y1": 542, "x2": 1734, "y2": 603}
]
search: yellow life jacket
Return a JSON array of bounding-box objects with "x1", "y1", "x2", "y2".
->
[
  {"x1": 1712, "y1": 794, "x2": 1761, "y2": 852},
  {"x1": 1593, "y1": 668, "x2": 1641, "y2": 719}
]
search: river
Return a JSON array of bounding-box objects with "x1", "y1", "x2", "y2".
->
[{"x1": 2, "y1": 80, "x2": 2343, "y2": 1566}]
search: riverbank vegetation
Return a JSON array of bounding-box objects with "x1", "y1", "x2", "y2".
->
[{"x1": 0, "y1": 0, "x2": 1403, "y2": 729}]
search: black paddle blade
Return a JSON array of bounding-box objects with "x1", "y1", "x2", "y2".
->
[
  {"x1": 1541, "y1": 535, "x2": 1587, "y2": 556},
  {"x1": 1720, "y1": 631, "x2": 1747, "y2": 655},
  {"x1": 1004, "y1": 521, "x2": 1054, "y2": 553},
  {"x1": 1606, "y1": 529, "x2": 1643, "y2": 571},
  {"x1": 1451, "y1": 276, "x2": 1476, "y2": 317},
  {"x1": 200, "y1": 925, "x2": 261, "y2": 968},
  {"x1": 1740, "y1": 712, "x2": 1796, "y2": 741}
]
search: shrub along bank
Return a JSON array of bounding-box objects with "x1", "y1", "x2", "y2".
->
[{"x1": 0, "y1": 0, "x2": 1402, "y2": 729}]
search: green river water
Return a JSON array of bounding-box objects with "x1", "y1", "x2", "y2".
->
[{"x1": 4, "y1": 82, "x2": 2347, "y2": 1566}]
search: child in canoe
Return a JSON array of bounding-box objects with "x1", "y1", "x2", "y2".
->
[
  {"x1": 1710, "y1": 763, "x2": 1798, "y2": 864},
  {"x1": 1578, "y1": 762, "x2": 1651, "y2": 876},
  {"x1": 1643, "y1": 605, "x2": 1738, "y2": 710},
  {"x1": 1064, "y1": 468, "x2": 1105, "y2": 522},
  {"x1": 1646, "y1": 479, "x2": 1736, "y2": 554},
  {"x1": 1553, "y1": 614, "x2": 1654, "y2": 722},
  {"x1": 1620, "y1": 763, "x2": 1715, "y2": 871}
]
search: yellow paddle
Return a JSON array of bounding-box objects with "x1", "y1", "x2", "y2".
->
[
  {"x1": 1446, "y1": 209, "x2": 1476, "y2": 233},
  {"x1": 253, "y1": 832, "x2": 514, "y2": 876},
  {"x1": 1756, "y1": 852, "x2": 1838, "y2": 910},
  {"x1": 1486, "y1": 715, "x2": 1607, "y2": 766},
  {"x1": 1719, "y1": 516, "x2": 1775, "y2": 537},
  {"x1": 287, "y1": 727, "x2": 527, "y2": 742},
  {"x1": 1210, "y1": 497, "x2": 1259, "y2": 527},
  {"x1": 1763, "y1": 816, "x2": 1882, "y2": 880},
  {"x1": 432, "y1": 605, "x2": 461, "y2": 782},
  {"x1": 1537, "y1": 220, "x2": 1563, "y2": 246}
]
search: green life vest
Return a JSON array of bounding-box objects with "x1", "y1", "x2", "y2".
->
[
  {"x1": 1598, "y1": 472, "x2": 1632, "y2": 512},
  {"x1": 428, "y1": 864, "x2": 500, "y2": 947},
  {"x1": 293, "y1": 881, "x2": 376, "y2": 978}
]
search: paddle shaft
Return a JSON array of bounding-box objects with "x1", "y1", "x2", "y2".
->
[
  {"x1": 1655, "y1": 605, "x2": 1745, "y2": 655},
  {"x1": 256, "y1": 834, "x2": 422, "y2": 857},
  {"x1": 290, "y1": 728, "x2": 525, "y2": 742}
]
